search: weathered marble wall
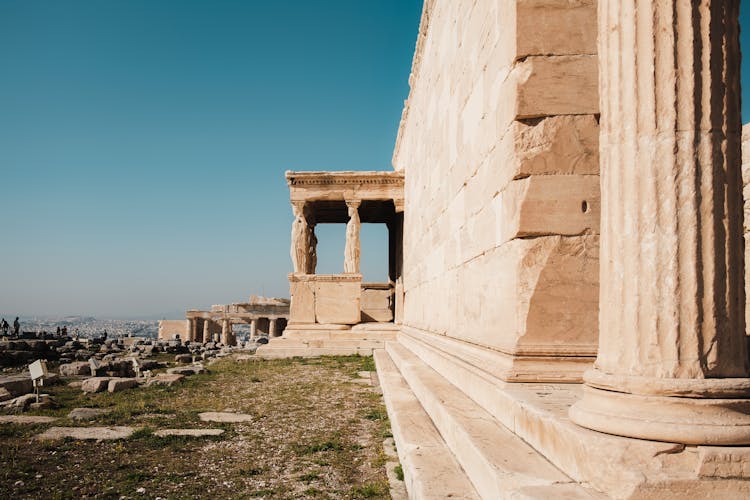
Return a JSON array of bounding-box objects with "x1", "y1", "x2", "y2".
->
[
  {"x1": 393, "y1": 0, "x2": 600, "y2": 374},
  {"x1": 744, "y1": 124, "x2": 750, "y2": 332},
  {"x1": 157, "y1": 320, "x2": 189, "y2": 341}
]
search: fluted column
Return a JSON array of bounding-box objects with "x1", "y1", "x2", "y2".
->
[
  {"x1": 250, "y1": 319, "x2": 257, "y2": 339},
  {"x1": 570, "y1": 0, "x2": 750, "y2": 445},
  {"x1": 344, "y1": 200, "x2": 361, "y2": 273}
]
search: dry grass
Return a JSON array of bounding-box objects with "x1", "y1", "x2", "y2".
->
[{"x1": 0, "y1": 355, "x2": 392, "y2": 499}]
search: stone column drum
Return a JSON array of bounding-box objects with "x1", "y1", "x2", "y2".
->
[{"x1": 570, "y1": 0, "x2": 750, "y2": 445}]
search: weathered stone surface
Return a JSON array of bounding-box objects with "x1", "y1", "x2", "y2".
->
[
  {"x1": 570, "y1": 0, "x2": 750, "y2": 446},
  {"x1": 107, "y1": 378, "x2": 137, "y2": 393},
  {"x1": 0, "y1": 374, "x2": 33, "y2": 397},
  {"x1": 145, "y1": 374, "x2": 185, "y2": 387},
  {"x1": 514, "y1": 55, "x2": 599, "y2": 119},
  {"x1": 36, "y1": 426, "x2": 134, "y2": 441},
  {"x1": 361, "y1": 286, "x2": 393, "y2": 323},
  {"x1": 198, "y1": 412, "x2": 253, "y2": 423},
  {"x1": 167, "y1": 365, "x2": 206, "y2": 376},
  {"x1": 289, "y1": 276, "x2": 316, "y2": 324},
  {"x1": 315, "y1": 278, "x2": 361, "y2": 325},
  {"x1": 153, "y1": 428, "x2": 224, "y2": 437},
  {"x1": 174, "y1": 354, "x2": 192, "y2": 363},
  {"x1": 0, "y1": 393, "x2": 42, "y2": 410},
  {"x1": 81, "y1": 377, "x2": 111, "y2": 393},
  {"x1": 0, "y1": 415, "x2": 57, "y2": 424},
  {"x1": 68, "y1": 407, "x2": 111, "y2": 421}
]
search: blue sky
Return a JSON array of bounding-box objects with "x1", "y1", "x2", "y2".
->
[
  {"x1": 1, "y1": 1, "x2": 749, "y2": 318},
  {"x1": 0, "y1": 0, "x2": 423, "y2": 318}
]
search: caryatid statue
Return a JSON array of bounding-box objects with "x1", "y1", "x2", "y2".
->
[
  {"x1": 344, "y1": 200, "x2": 361, "y2": 274},
  {"x1": 290, "y1": 202, "x2": 309, "y2": 274}
]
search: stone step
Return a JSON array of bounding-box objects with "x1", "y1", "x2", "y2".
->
[
  {"x1": 255, "y1": 346, "x2": 377, "y2": 358},
  {"x1": 384, "y1": 341, "x2": 604, "y2": 499},
  {"x1": 373, "y1": 349, "x2": 479, "y2": 499},
  {"x1": 394, "y1": 329, "x2": 750, "y2": 498},
  {"x1": 283, "y1": 330, "x2": 398, "y2": 341}
]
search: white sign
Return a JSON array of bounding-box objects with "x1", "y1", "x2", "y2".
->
[{"x1": 29, "y1": 359, "x2": 47, "y2": 381}]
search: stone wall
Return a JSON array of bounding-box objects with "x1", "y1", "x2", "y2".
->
[
  {"x1": 157, "y1": 320, "x2": 189, "y2": 341},
  {"x1": 744, "y1": 124, "x2": 750, "y2": 331},
  {"x1": 392, "y1": 0, "x2": 600, "y2": 379}
]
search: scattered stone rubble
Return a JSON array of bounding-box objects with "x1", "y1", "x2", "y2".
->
[{"x1": 0, "y1": 334, "x2": 266, "y2": 413}]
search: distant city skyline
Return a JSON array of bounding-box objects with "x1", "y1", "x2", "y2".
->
[
  {"x1": 2, "y1": 1, "x2": 750, "y2": 318},
  {"x1": 0, "y1": 1, "x2": 423, "y2": 317}
]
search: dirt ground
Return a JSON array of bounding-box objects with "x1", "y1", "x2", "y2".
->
[{"x1": 0, "y1": 355, "x2": 394, "y2": 499}]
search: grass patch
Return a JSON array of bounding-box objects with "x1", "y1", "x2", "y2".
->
[
  {"x1": 0, "y1": 355, "x2": 389, "y2": 498},
  {"x1": 352, "y1": 481, "x2": 389, "y2": 498},
  {"x1": 394, "y1": 464, "x2": 404, "y2": 481},
  {"x1": 293, "y1": 435, "x2": 346, "y2": 454},
  {"x1": 363, "y1": 408, "x2": 388, "y2": 421},
  {"x1": 298, "y1": 472, "x2": 320, "y2": 483}
]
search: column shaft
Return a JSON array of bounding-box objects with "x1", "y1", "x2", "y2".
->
[
  {"x1": 202, "y1": 320, "x2": 210, "y2": 344},
  {"x1": 221, "y1": 319, "x2": 229, "y2": 345},
  {"x1": 570, "y1": 0, "x2": 750, "y2": 445}
]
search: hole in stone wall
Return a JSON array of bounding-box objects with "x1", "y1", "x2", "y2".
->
[{"x1": 581, "y1": 200, "x2": 589, "y2": 213}]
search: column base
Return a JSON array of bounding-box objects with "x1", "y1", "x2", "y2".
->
[{"x1": 570, "y1": 370, "x2": 750, "y2": 445}]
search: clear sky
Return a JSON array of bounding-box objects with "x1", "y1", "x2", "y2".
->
[
  {"x1": 0, "y1": 0, "x2": 423, "y2": 318},
  {"x1": 2, "y1": 2, "x2": 750, "y2": 319}
]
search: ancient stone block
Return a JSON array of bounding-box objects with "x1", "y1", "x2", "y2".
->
[
  {"x1": 361, "y1": 286, "x2": 393, "y2": 323},
  {"x1": 516, "y1": 0, "x2": 597, "y2": 58},
  {"x1": 145, "y1": 373, "x2": 185, "y2": 387},
  {"x1": 289, "y1": 276, "x2": 315, "y2": 324},
  {"x1": 107, "y1": 378, "x2": 137, "y2": 393},
  {"x1": 315, "y1": 278, "x2": 361, "y2": 325},
  {"x1": 499, "y1": 175, "x2": 600, "y2": 243},
  {"x1": 81, "y1": 377, "x2": 111, "y2": 393},
  {"x1": 514, "y1": 55, "x2": 599, "y2": 119},
  {"x1": 58, "y1": 361, "x2": 90, "y2": 377}
]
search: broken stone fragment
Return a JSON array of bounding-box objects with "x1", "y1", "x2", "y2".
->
[
  {"x1": 145, "y1": 373, "x2": 185, "y2": 387},
  {"x1": 107, "y1": 378, "x2": 138, "y2": 393},
  {"x1": 81, "y1": 377, "x2": 112, "y2": 393},
  {"x1": 68, "y1": 407, "x2": 111, "y2": 421}
]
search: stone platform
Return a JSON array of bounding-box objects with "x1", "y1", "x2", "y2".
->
[
  {"x1": 376, "y1": 331, "x2": 750, "y2": 499},
  {"x1": 254, "y1": 323, "x2": 398, "y2": 359}
]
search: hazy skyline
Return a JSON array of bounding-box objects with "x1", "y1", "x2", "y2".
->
[
  {"x1": 1, "y1": 1, "x2": 422, "y2": 318},
  {"x1": 2, "y1": 2, "x2": 750, "y2": 318}
]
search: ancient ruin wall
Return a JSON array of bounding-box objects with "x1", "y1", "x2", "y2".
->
[
  {"x1": 158, "y1": 320, "x2": 189, "y2": 341},
  {"x1": 744, "y1": 124, "x2": 750, "y2": 332},
  {"x1": 393, "y1": 0, "x2": 600, "y2": 359}
]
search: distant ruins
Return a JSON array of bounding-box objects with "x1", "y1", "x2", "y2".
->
[
  {"x1": 258, "y1": 0, "x2": 750, "y2": 497},
  {"x1": 158, "y1": 296, "x2": 289, "y2": 346}
]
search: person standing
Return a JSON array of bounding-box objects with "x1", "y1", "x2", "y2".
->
[
  {"x1": 13, "y1": 317, "x2": 20, "y2": 336},
  {"x1": 0, "y1": 319, "x2": 8, "y2": 335}
]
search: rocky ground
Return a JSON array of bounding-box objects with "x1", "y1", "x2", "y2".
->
[{"x1": 0, "y1": 355, "x2": 396, "y2": 499}]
